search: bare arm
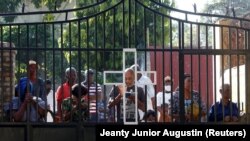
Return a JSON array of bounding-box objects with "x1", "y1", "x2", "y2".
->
[
  {"x1": 13, "y1": 102, "x2": 28, "y2": 122},
  {"x1": 108, "y1": 85, "x2": 124, "y2": 108},
  {"x1": 13, "y1": 93, "x2": 32, "y2": 122},
  {"x1": 108, "y1": 94, "x2": 122, "y2": 108},
  {"x1": 57, "y1": 100, "x2": 62, "y2": 117}
]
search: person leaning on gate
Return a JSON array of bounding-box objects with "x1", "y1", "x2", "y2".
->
[
  {"x1": 12, "y1": 77, "x2": 46, "y2": 122},
  {"x1": 208, "y1": 83, "x2": 239, "y2": 122},
  {"x1": 55, "y1": 67, "x2": 77, "y2": 122},
  {"x1": 27, "y1": 60, "x2": 46, "y2": 102},
  {"x1": 107, "y1": 68, "x2": 145, "y2": 123}
]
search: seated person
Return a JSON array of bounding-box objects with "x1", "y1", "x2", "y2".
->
[
  {"x1": 158, "y1": 103, "x2": 171, "y2": 122},
  {"x1": 142, "y1": 110, "x2": 157, "y2": 122},
  {"x1": 62, "y1": 84, "x2": 88, "y2": 122},
  {"x1": 208, "y1": 83, "x2": 239, "y2": 122},
  {"x1": 13, "y1": 77, "x2": 46, "y2": 122}
]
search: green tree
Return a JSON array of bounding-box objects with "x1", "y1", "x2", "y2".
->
[
  {"x1": 2, "y1": 0, "x2": 175, "y2": 84},
  {"x1": 0, "y1": 0, "x2": 68, "y2": 23},
  {"x1": 0, "y1": 0, "x2": 21, "y2": 22},
  {"x1": 1, "y1": 24, "x2": 58, "y2": 80},
  {"x1": 203, "y1": 0, "x2": 250, "y2": 21},
  {"x1": 59, "y1": 0, "x2": 175, "y2": 70}
]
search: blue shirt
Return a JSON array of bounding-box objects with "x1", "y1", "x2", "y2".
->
[{"x1": 208, "y1": 100, "x2": 239, "y2": 122}]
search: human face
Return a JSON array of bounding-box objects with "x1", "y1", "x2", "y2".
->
[
  {"x1": 72, "y1": 95, "x2": 79, "y2": 106},
  {"x1": 220, "y1": 85, "x2": 231, "y2": 100},
  {"x1": 28, "y1": 64, "x2": 37, "y2": 76},
  {"x1": 184, "y1": 77, "x2": 191, "y2": 91},
  {"x1": 147, "y1": 115, "x2": 156, "y2": 122},
  {"x1": 88, "y1": 74, "x2": 94, "y2": 83},
  {"x1": 165, "y1": 80, "x2": 172, "y2": 92},
  {"x1": 67, "y1": 71, "x2": 77, "y2": 85},
  {"x1": 125, "y1": 71, "x2": 134, "y2": 87},
  {"x1": 46, "y1": 84, "x2": 52, "y2": 95}
]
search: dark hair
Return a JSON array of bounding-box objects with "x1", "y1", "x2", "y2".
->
[
  {"x1": 184, "y1": 73, "x2": 191, "y2": 80},
  {"x1": 71, "y1": 84, "x2": 88, "y2": 98},
  {"x1": 143, "y1": 110, "x2": 156, "y2": 120},
  {"x1": 85, "y1": 69, "x2": 94, "y2": 76},
  {"x1": 46, "y1": 79, "x2": 51, "y2": 85}
]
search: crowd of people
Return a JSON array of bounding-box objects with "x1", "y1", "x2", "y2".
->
[{"x1": 3, "y1": 60, "x2": 240, "y2": 123}]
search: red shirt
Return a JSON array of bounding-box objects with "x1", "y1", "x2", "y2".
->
[{"x1": 56, "y1": 82, "x2": 71, "y2": 104}]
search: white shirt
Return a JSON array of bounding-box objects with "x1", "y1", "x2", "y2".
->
[
  {"x1": 137, "y1": 75, "x2": 155, "y2": 110},
  {"x1": 47, "y1": 90, "x2": 57, "y2": 122},
  {"x1": 156, "y1": 91, "x2": 171, "y2": 107}
]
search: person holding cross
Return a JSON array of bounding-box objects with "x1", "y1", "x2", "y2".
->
[{"x1": 107, "y1": 68, "x2": 145, "y2": 123}]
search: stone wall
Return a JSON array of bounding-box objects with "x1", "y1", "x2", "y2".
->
[{"x1": 0, "y1": 42, "x2": 16, "y2": 119}]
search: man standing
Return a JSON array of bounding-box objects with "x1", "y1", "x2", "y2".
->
[
  {"x1": 56, "y1": 67, "x2": 77, "y2": 120},
  {"x1": 82, "y1": 69, "x2": 104, "y2": 122},
  {"x1": 13, "y1": 77, "x2": 46, "y2": 122},
  {"x1": 108, "y1": 68, "x2": 145, "y2": 122},
  {"x1": 28, "y1": 60, "x2": 46, "y2": 101}
]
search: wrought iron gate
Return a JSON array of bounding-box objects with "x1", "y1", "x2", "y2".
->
[{"x1": 0, "y1": 0, "x2": 250, "y2": 141}]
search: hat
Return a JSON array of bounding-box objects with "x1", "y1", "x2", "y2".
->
[
  {"x1": 130, "y1": 64, "x2": 141, "y2": 71},
  {"x1": 164, "y1": 76, "x2": 172, "y2": 82},
  {"x1": 85, "y1": 69, "x2": 94, "y2": 76},
  {"x1": 29, "y1": 60, "x2": 36, "y2": 65}
]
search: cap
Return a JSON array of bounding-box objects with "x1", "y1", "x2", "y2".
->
[
  {"x1": 130, "y1": 64, "x2": 141, "y2": 71},
  {"x1": 85, "y1": 69, "x2": 94, "y2": 76},
  {"x1": 29, "y1": 60, "x2": 36, "y2": 65},
  {"x1": 164, "y1": 76, "x2": 172, "y2": 82}
]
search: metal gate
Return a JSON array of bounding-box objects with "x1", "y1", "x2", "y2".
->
[{"x1": 0, "y1": 0, "x2": 250, "y2": 141}]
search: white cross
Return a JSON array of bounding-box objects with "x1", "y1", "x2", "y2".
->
[{"x1": 103, "y1": 48, "x2": 157, "y2": 125}]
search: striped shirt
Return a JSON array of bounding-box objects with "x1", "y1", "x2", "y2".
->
[{"x1": 82, "y1": 81, "x2": 104, "y2": 119}]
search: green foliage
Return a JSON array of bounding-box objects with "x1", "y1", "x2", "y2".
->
[
  {"x1": 0, "y1": 0, "x2": 21, "y2": 22},
  {"x1": 43, "y1": 14, "x2": 55, "y2": 22},
  {"x1": 1, "y1": 24, "x2": 54, "y2": 79},
  {"x1": 1, "y1": 0, "x2": 175, "y2": 85},
  {"x1": 59, "y1": 0, "x2": 175, "y2": 72},
  {"x1": 201, "y1": 0, "x2": 250, "y2": 49},
  {"x1": 31, "y1": 0, "x2": 68, "y2": 10},
  {"x1": 0, "y1": 0, "x2": 68, "y2": 23},
  {"x1": 203, "y1": 0, "x2": 250, "y2": 22}
]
